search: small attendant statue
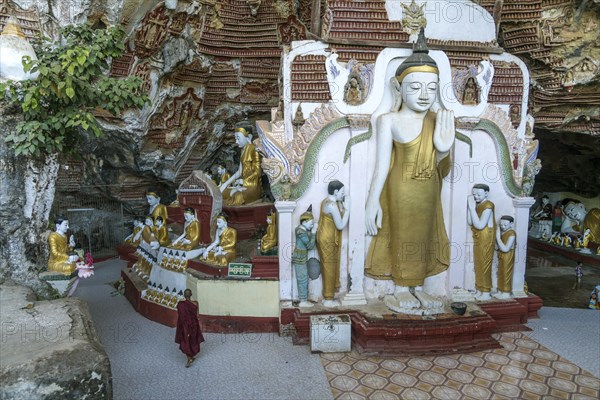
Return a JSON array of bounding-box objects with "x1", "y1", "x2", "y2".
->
[
  {"x1": 260, "y1": 210, "x2": 278, "y2": 254},
  {"x1": 47, "y1": 215, "x2": 77, "y2": 275},
  {"x1": 316, "y1": 180, "x2": 350, "y2": 307},
  {"x1": 153, "y1": 216, "x2": 171, "y2": 247},
  {"x1": 202, "y1": 215, "x2": 237, "y2": 267},
  {"x1": 220, "y1": 127, "x2": 262, "y2": 206},
  {"x1": 494, "y1": 216, "x2": 516, "y2": 299},
  {"x1": 125, "y1": 218, "x2": 143, "y2": 246},
  {"x1": 141, "y1": 215, "x2": 156, "y2": 246},
  {"x1": 172, "y1": 208, "x2": 201, "y2": 250},
  {"x1": 292, "y1": 206, "x2": 316, "y2": 308},
  {"x1": 216, "y1": 165, "x2": 232, "y2": 201},
  {"x1": 467, "y1": 184, "x2": 495, "y2": 301},
  {"x1": 147, "y1": 190, "x2": 168, "y2": 223}
]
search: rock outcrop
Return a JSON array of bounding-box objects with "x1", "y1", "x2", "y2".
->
[{"x1": 0, "y1": 281, "x2": 112, "y2": 400}]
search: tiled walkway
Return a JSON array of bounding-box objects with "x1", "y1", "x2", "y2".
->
[{"x1": 321, "y1": 332, "x2": 600, "y2": 399}]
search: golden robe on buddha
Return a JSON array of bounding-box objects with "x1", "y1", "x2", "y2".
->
[
  {"x1": 154, "y1": 224, "x2": 171, "y2": 247},
  {"x1": 317, "y1": 199, "x2": 343, "y2": 300},
  {"x1": 48, "y1": 232, "x2": 76, "y2": 275},
  {"x1": 141, "y1": 225, "x2": 154, "y2": 244},
  {"x1": 260, "y1": 213, "x2": 277, "y2": 254},
  {"x1": 126, "y1": 226, "x2": 142, "y2": 246},
  {"x1": 173, "y1": 220, "x2": 201, "y2": 250},
  {"x1": 366, "y1": 112, "x2": 450, "y2": 287},
  {"x1": 220, "y1": 172, "x2": 232, "y2": 201},
  {"x1": 228, "y1": 143, "x2": 262, "y2": 206},
  {"x1": 497, "y1": 229, "x2": 515, "y2": 293},
  {"x1": 151, "y1": 204, "x2": 168, "y2": 223},
  {"x1": 472, "y1": 200, "x2": 495, "y2": 293},
  {"x1": 206, "y1": 227, "x2": 237, "y2": 267}
]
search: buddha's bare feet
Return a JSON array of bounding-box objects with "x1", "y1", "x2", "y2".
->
[
  {"x1": 299, "y1": 301, "x2": 314, "y2": 308},
  {"x1": 413, "y1": 290, "x2": 443, "y2": 309},
  {"x1": 322, "y1": 299, "x2": 340, "y2": 307},
  {"x1": 475, "y1": 291, "x2": 492, "y2": 301},
  {"x1": 492, "y1": 291, "x2": 512, "y2": 300},
  {"x1": 394, "y1": 287, "x2": 421, "y2": 309}
]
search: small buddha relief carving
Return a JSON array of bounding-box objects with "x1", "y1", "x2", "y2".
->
[
  {"x1": 462, "y1": 77, "x2": 479, "y2": 105},
  {"x1": 509, "y1": 104, "x2": 521, "y2": 128},
  {"x1": 343, "y1": 74, "x2": 365, "y2": 105}
]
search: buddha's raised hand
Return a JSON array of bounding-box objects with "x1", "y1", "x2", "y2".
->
[{"x1": 433, "y1": 109, "x2": 455, "y2": 153}]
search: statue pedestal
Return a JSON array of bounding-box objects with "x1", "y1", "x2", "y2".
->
[
  {"x1": 223, "y1": 203, "x2": 273, "y2": 240},
  {"x1": 340, "y1": 292, "x2": 368, "y2": 306}
]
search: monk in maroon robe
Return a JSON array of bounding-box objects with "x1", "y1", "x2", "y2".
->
[{"x1": 175, "y1": 289, "x2": 205, "y2": 367}]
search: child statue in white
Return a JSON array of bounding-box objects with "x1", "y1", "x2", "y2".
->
[{"x1": 365, "y1": 29, "x2": 455, "y2": 314}]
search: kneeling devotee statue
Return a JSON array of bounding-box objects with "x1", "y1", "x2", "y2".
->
[
  {"x1": 48, "y1": 215, "x2": 78, "y2": 275},
  {"x1": 220, "y1": 127, "x2": 262, "y2": 206},
  {"x1": 124, "y1": 218, "x2": 143, "y2": 246},
  {"x1": 202, "y1": 215, "x2": 237, "y2": 267},
  {"x1": 171, "y1": 208, "x2": 201, "y2": 250},
  {"x1": 365, "y1": 29, "x2": 454, "y2": 313}
]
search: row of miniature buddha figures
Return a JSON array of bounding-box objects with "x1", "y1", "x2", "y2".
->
[
  {"x1": 142, "y1": 283, "x2": 183, "y2": 309},
  {"x1": 125, "y1": 201, "x2": 277, "y2": 269}
]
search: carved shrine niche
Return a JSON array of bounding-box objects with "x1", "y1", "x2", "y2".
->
[
  {"x1": 169, "y1": 12, "x2": 188, "y2": 35},
  {"x1": 240, "y1": 81, "x2": 278, "y2": 104},
  {"x1": 133, "y1": 61, "x2": 152, "y2": 94},
  {"x1": 0, "y1": 0, "x2": 40, "y2": 42},
  {"x1": 488, "y1": 61, "x2": 524, "y2": 104},
  {"x1": 291, "y1": 55, "x2": 331, "y2": 102},
  {"x1": 147, "y1": 88, "x2": 203, "y2": 150},
  {"x1": 110, "y1": 46, "x2": 136, "y2": 77},
  {"x1": 509, "y1": 104, "x2": 521, "y2": 128},
  {"x1": 452, "y1": 67, "x2": 481, "y2": 106},
  {"x1": 240, "y1": 58, "x2": 280, "y2": 80},
  {"x1": 135, "y1": 4, "x2": 169, "y2": 58},
  {"x1": 173, "y1": 59, "x2": 210, "y2": 87},
  {"x1": 278, "y1": 15, "x2": 307, "y2": 45}
]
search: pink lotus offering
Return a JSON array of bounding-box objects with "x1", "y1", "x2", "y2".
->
[{"x1": 76, "y1": 252, "x2": 95, "y2": 279}]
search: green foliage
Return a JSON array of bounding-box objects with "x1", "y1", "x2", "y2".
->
[{"x1": 0, "y1": 23, "x2": 148, "y2": 157}]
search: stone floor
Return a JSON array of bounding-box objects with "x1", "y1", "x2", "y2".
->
[{"x1": 76, "y1": 256, "x2": 600, "y2": 400}]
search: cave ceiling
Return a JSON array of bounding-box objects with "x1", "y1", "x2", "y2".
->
[{"x1": 6, "y1": 0, "x2": 600, "y2": 210}]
